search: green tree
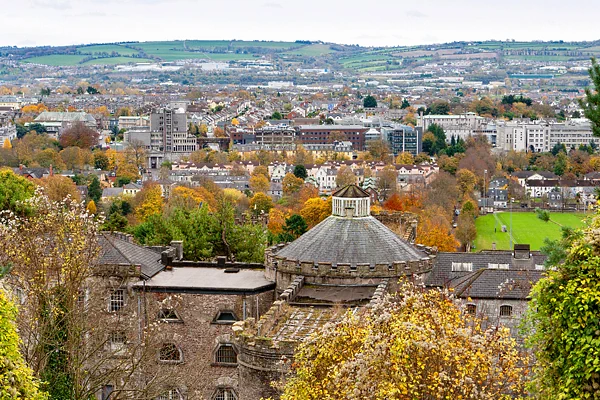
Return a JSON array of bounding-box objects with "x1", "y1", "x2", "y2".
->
[
  {"x1": 278, "y1": 214, "x2": 307, "y2": 242},
  {"x1": 0, "y1": 169, "x2": 35, "y2": 214},
  {"x1": 249, "y1": 192, "x2": 274, "y2": 215},
  {"x1": 293, "y1": 165, "x2": 308, "y2": 180},
  {"x1": 525, "y1": 211, "x2": 600, "y2": 398},
  {"x1": 87, "y1": 175, "x2": 102, "y2": 204},
  {"x1": 363, "y1": 95, "x2": 377, "y2": 108},
  {"x1": 93, "y1": 151, "x2": 109, "y2": 170},
  {"x1": 271, "y1": 111, "x2": 283, "y2": 120},
  {"x1": 579, "y1": 57, "x2": 600, "y2": 136},
  {"x1": 0, "y1": 289, "x2": 47, "y2": 400},
  {"x1": 400, "y1": 98, "x2": 410, "y2": 109},
  {"x1": 427, "y1": 101, "x2": 451, "y2": 115}
]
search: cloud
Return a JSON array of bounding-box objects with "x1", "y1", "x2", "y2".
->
[
  {"x1": 405, "y1": 9, "x2": 427, "y2": 18},
  {"x1": 32, "y1": 0, "x2": 71, "y2": 9},
  {"x1": 263, "y1": 2, "x2": 282, "y2": 8}
]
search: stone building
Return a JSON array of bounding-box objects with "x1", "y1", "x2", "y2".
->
[{"x1": 233, "y1": 185, "x2": 434, "y2": 400}]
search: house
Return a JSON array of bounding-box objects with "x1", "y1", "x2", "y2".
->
[
  {"x1": 425, "y1": 244, "x2": 545, "y2": 339},
  {"x1": 101, "y1": 187, "x2": 124, "y2": 202},
  {"x1": 122, "y1": 183, "x2": 142, "y2": 197}
]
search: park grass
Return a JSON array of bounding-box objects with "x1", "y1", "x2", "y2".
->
[
  {"x1": 473, "y1": 212, "x2": 586, "y2": 251},
  {"x1": 77, "y1": 44, "x2": 140, "y2": 56},
  {"x1": 22, "y1": 54, "x2": 87, "y2": 66}
]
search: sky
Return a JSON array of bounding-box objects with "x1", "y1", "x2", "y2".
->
[{"x1": 1, "y1": 0, "x2": 599, "y2": 48}]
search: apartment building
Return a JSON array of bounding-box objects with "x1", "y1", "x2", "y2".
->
[
  {"x1": 382, "y1": 124, "x2": 422, "y2": 156},
  {"x1": 497, "y1": 119, "x2": 599, "y2": 152},
  {"x1": 417, "y1": 112, "x2": 487, "y2": 141},
  {"x1": 295, "y1": 125, "x2": 368, "y2": 150}
]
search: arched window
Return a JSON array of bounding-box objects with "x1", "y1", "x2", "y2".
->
[
  {"x1": 213, "y1": 388, "x2": 237, "y2": 400},
  {"x1": 159, "y1": 343, "x2": 183, "y2": 363},
  {"x1": 499, "y1": 305, "x2": 513, "y2": 317},
  {"x1": 156, "y1": 388, "x2": 184, "y2": 400},
  {"x1": 214, "y1": 344, "x2": 237, "y2": 365}
]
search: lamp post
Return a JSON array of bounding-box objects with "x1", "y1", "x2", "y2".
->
[{"x1": 510, "y1": 197, "x2": 514, "y2": 249}]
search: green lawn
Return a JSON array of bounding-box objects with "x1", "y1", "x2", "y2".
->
[{"x1": 473, "y1": 212, "x2": 586, "y2": 251}]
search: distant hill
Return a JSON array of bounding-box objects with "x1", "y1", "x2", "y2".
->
[{"x1": 1, "y1": 39, "x2": 599, "y2": 70}]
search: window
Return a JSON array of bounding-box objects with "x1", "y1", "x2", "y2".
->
[
  {"x1": 109, "y1": 331, "x2": 126, "y2": 355},
  {"x1": 213, "y1": 388, "x2": 236, "y2": 400},
  {"x1": 215, "y1": 344, "x2": 237, "y2": 365},
  {"x1": 109, "y1": 289, "x2": 125, "y2": 312},
  {"x1": 466, "y1": 304, "x2": 477, "y2": 315},
  {"x1": 500, "y1": 305, "x2": 513, "y2": 317},
  {"x1": 156, "y1": 389, "x2": 184, "y2": 400},
  {"x1": 214, "y1": 311, "x2": 237, "y2": 324},
  {"x1": 158, "y1": 309, "x2": 181, "y2": 322},
  {"x1": 159, "y1": 343, "x2": 183, "y2": 363},
  {"x1": 102, "y1": 385, "x2": 114, "y2": 400}
]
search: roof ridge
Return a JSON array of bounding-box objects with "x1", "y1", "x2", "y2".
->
[{"x1": 454, "y1": 268, "x2": 486, "y2": 297}]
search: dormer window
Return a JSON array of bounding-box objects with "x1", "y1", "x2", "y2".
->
[
  {"x1": 158, "y1": 309, "x2": 182, "y2": 323},
  {"x1": 213, "y1": 311, "x2": 238, "y2": 324}
]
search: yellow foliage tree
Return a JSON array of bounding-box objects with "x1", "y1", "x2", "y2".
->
[
  {"x1": 416, "y1": 216, "x2": 459, "y2": 252},
  {"x1": 282, "y1": 173, "x2": 304, "y2": 197},
  {"x1": 35, "y1": 175, "x2": 81, "y2": 202},
  {"x1": 300, "y1": 197, "x2": 332, "y2": 228},
  {"x1": 249, "y1": 174, "x2": 270, "y2": 194},
  {"x1": 267, "y1": 208, "x2": 287, "y2": 236},
  {"x1": 249, "y1": 192, "x2": 273, "y2": 215},
  {"x1": 3, "y1": 138, "x2": 11, "y2": 149},
  {"x1": 134, "y1": 183, "x2": 163, "y2": 222},
  {"x1": 86, "y1": 200, "x2": 97, "y2": 214},
  {"x1": 280, "y1": 281, "x2": 529, "y2": 400},
  {"x1": 395, "y1": 152, "x2": 414, "y2": 165}
]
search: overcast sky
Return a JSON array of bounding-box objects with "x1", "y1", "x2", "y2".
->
[{"x1": 1, "y1": 0, "x2": 599, "y2": 48}]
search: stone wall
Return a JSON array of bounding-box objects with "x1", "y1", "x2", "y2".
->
[{"x1": 135, "y1": 289, "x2": 275, "y2": 399}]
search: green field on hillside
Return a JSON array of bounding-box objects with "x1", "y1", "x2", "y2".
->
[
  {"x1": 23, "y1": 54, "x2": 88, "y2": 66},
  {"x1": 284, "y1": 44, "x2": 335, "y2": 56},
  {"x1": 81, "y1": 57, "x2": 154, "y2": 65},
  {"x1": 473, "y1": 212, "x2": 587, "y2": 251},
  {"x1": 77, "y1": 44, "x2": 140, "y2": 56}
]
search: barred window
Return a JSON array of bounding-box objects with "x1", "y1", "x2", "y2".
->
[
  {"x1": 109, "y1": 289, "x2": 125, "y2": 312},
  {"x1": 159, "y1": 343, "x2": 183, "y2": 363},
  {"x1": 213, "y1": 388, "x2": 236, "y2": 400},
  {"x1": 500, "y1": 305, "x2": 513, "y2": 317},
  {"x1": 466, "y1": 304, "x2": 477, "y2": 315},
  {"x1": 109, "y1": 331, "x2": 126, "y2": 354},
  {"x1": 156, "y1": 389, "x2": 184, "y2": 400},
  {"x1": 215, "y1": 344, "x2": 237, "y2": 365}
]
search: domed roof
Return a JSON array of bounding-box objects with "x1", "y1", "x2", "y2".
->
[{"x1": 275, "y1": 215, "x2": 425, "y2": 266}]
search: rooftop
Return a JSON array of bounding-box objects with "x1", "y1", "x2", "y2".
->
[{"x1": 134, "y1": 267, "x2": 275, "y2": 294}]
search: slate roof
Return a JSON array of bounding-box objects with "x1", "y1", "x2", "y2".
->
[
  {"x1": 98, "y1": 233, "x2": 165, "y2": 279},
  {"x1": 426, "y1": 251, "x2": 546, "y2": 288},
  {"x1": 275, "y1": 215, "x2": 426, "y2": 266},
  {"x1": 452, "y1": 268, "x2": 544, "y2": 300},
  {"x1": 332, "y1": 184, "x2": 369, "y2": 198}
]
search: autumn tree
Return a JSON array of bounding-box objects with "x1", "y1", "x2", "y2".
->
[
  {"x1": 456, "y1": 168, "x2": 477, "y2": 199},
  {"x1": 35, "y1": 175, "x2": 81, "y2": 202},
  {"x1": 249, "y1": 174, "x2": 270, "y2": 194},
  {"x1": 366, "y1": 139, "x2": 390, "y2": 162},
  {"x1": 300, "y1": 197, "x2": 332, "y2": 228},
  {"x1": 395, "y1": 152, "x2": 414, "y2": 165},
  {"x1": 249, "y1": 192, "x2": 273, "y2": 215},
  {"x1": 58, "y1": 123, "x2": 99, "y2": 149},
  {"x1": 282, "y1": 172, "x2": 304, "y2": 197},
  {"x1": 267, "y1": 208, "x2": 287, "y2": 237},
  {"x1": 335, "y1": 165, "x2": 356, "y2": 188},
  {"x1": 134, "y1": 182, "x2": 164, "y2": 222},
  {"x1": 60, "y1": 147, "x2": 92, "y2": 170},
  {"x1": 383, "y1": 193, "x2": 404, "y2": 211},
  {"x1": 125, "y1": 139, "x2": 148, "y2": 170},
  {"x1": 280, "y1": 281, "x2": 529, "y2": 400}
]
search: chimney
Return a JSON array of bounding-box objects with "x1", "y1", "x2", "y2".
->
[
  {"x1": 217, "y1": 256, "x2": 226, "y2": 268},
  {"x1": 170, "y1": 240, "x2": 183, "y2": 260},
  {"x1": 49, "y1": 164, "x2": 53, "y2": 176},
  {"x1": 491, "y1": 242, "x2": 496, "y2": 250},
  {"x1": 19, "y1": 164, "x2": 23, "y2": 171}
]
